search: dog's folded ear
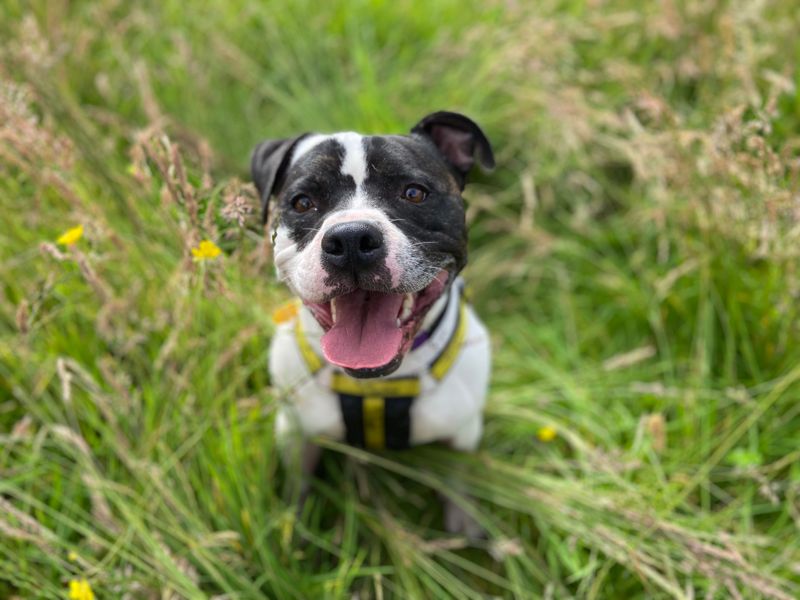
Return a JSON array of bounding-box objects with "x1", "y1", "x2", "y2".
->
[
  {"x1": 411, "y1": 111, "x2": 494, "y2": 188},
  {"x1": 251, "y1": 135, "x2": 308, "y2": 225}
]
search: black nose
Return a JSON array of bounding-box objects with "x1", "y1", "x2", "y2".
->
[{"x1": 321, "y1": 221, "x2": 386, "y2": 271}]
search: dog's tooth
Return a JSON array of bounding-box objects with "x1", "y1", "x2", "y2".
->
[
  {"x1": 400, "y1": 293, "x2": 414, "y2": 322},
  {"x1": 331, "y1": 299, "x2": 338, "y2": 323},
  {"x1": 396, "y1": 318, "x2": 401, "y2": 328}
]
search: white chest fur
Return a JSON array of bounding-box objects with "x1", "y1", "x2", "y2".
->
[{"x1": 269, "y1": 280, "x2": 491, "y2": 451}]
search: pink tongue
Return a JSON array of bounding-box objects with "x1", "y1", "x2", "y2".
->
[{"x1": 321, "y1": 290, "x2": 404, "y2": 370}]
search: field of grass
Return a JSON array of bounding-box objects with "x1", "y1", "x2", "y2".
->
[{"x1": 2, "y1": 0, "x2": 800, "y2": 597}]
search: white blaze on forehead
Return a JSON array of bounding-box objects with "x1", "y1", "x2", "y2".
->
[
  {"x1": 289, "y1": 132, "x2": 367, "y2": 186},
  {"x1": 334, "y1": 132, "x2": 367, "y2": 187},
  {"x1": 336, "y1": 132, "x2": 370, "y2": 210}
]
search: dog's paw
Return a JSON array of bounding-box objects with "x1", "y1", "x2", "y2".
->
[{"x1": 443, "y1": 498, "x2": 486, "y2": 540}]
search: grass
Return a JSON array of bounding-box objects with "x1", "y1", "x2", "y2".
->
[{"x1": 1, "y1": 0, "x2": 800, "y2": 597}]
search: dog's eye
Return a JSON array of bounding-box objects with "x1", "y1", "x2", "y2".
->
[
  {"x1": 291, "y1": 194, "x2": 314, "y2": 213},
  {"x1": 402, "y1": 184, "x2": 428, "y2": 203}
]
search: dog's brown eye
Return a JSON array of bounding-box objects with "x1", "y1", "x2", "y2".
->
[
  {"x1": 291, "y1": 194, "x2": 314, "y2": 213},
  {"x1": 402, "y1": 184, "x2": 428, "y2": 203}
]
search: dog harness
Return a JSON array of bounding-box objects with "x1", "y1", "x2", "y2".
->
[{"x1": 285, "y1": 293, "x2": 467, "y2": 450}]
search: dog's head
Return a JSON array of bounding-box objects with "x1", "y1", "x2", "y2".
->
[{"x1": 252, "y1": 111, "x2": 493, "y2": 378}]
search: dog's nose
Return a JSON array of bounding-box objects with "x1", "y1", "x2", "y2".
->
[{"x1": 321, "y1": 221, "x2": 386, "y2": 271}]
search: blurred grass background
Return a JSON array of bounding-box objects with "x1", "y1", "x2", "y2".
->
[{"x1": 1, "y1": 0, "x2": 800, "y2": 597}]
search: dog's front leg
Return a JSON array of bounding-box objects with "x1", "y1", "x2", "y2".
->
[
  {"x1": 277, "y1": 413, "x2": 323, "y2": 514},
  {"x1": 441, "y1": 416, "x2": 485, "y2": 539},
  {"x1": 295, "y1": 439, "x2": 322, "y2": 513}
]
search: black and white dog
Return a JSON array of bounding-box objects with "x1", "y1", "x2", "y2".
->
[{"x1": 252, "y1": 112, "x2": 493, "y2": 534}]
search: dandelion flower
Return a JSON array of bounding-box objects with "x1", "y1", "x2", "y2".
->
[
  {"x1": 56, "y1": 224, "x2": 83, "y2": 246},
  {"x1": 68, "y1": 578, "x2": 94, "y2": 600},
  {"x1": 537, "y1": 425, "x2": 557, "y2": 442},
  {"x1": 67, "y1": 550, "x2": 78, "y2": 562},
  {"x1": 191, "y1": 239, "x2": 222, "y2": 262}
]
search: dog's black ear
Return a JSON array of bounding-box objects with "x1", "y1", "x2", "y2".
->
[
  {"x1": 251, "y1": 135, "x2": 308, "y2": 225},
  {"x1": 411, "y1": 111, "x2": 494, "y2": 187}
]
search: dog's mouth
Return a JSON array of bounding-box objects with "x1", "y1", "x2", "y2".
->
[{"x1": 305, "y1": 270, "x2": 448, "y2": 377}]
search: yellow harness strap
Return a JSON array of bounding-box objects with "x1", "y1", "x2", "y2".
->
[
  {"x1": 430, "y1": 302, "x2": 467, "y2": 380},
  {"x1": 293, "y1": 310, "x2": 323, "y2": 375},
  {"x1": 290, "y1": 296, "x2": 467, "y2": 450},
  {"x1": 330, "y1": 373, "x2": 421, "y2": 397}
]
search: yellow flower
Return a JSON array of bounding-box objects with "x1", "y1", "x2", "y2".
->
[
  {"x1": 537, "y1": 425, "x2": 557, "y2": 442},
  {"x1": 68, "y1": 578, "x2": 94, "y2": 600},
  {"x1": 191, "y1": 239, "x2": 222, "y2": 262},
  {"x1": 67, "y1": 550, "x2": 78, "y2": 562},
  {"x1": 56, "y1": 225, "x2": 84, "y2": 246}
]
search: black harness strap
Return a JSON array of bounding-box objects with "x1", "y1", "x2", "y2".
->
[{"x1": 339, "y1": 394, "x2": 414, "y2": 450}]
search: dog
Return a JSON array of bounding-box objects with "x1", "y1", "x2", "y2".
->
[{"x1": 251, "y1": 111, "x2": 494, "y2": 535}]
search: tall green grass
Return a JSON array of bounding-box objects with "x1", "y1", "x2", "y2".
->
[{"x1": 1, "y1": 1, "x2": 799, "y2": 597}]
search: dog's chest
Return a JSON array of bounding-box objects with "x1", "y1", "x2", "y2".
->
[{"x1": 269, "y1": 283, "x2": 491, "y2": 449}]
